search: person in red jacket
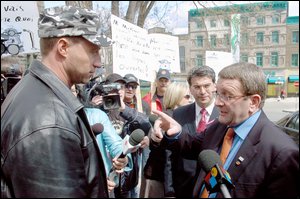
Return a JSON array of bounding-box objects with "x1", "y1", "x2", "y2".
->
[{"x1": 142, "y1": 68, "x2": 171, "y2": 112}]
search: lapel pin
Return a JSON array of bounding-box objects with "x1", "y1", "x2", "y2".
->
[
  {"x1": 236, "y1": 156, "x2": 244, "y2": 166},
  {"x1": 235, "y1": 161, "x2": 241, "y2": 166},
  {"x1": 238, "y1": 156, "x2": 244, "y2": 162}
]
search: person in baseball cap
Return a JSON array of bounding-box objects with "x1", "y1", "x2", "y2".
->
[
  {"x1": 105, "y1": 73, "x2": 126, "y2": 84},
  {"x1": 156, "y1": 68, "x2": 171, "y2": 80},
  {"x1": 124, "y1": 74, "x2": 139, "y2": 85},
  {"x1": 0, "y1": 6, "x2": 116, "y2": 198},
  {"x1": 38, "y1": 6, "x2": 113, "y2": 47}
]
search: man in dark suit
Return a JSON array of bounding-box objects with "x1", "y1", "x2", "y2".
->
[
  {"x1": 151, "y1": 62, "x2": 299, "y2": 198},
  {"x1": 168, "y1": 66, "x2": 219, "y2": 198}
]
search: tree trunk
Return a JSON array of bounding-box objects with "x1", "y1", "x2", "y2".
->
[
  {"x1": 137, "y1": 1, "x2": 156, "y2": 27},
  {"x1": 65, "y1": 1, "x2": 93, "y2": 10},
  {"x1": 111, "y1": 1, "x2": 119, "y2": 17}
]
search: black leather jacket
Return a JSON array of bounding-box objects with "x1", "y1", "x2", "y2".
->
[{"x1": 1, "y1": 60, "x2": 108, "y2": 198}]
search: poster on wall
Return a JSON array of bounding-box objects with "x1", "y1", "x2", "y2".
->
[{"x1": 206, "y1": 51, "x2": 232, "y2": 79}]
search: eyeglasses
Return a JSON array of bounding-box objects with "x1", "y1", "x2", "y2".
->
[
  {"x1": 215, "y1": 92, "x2": 247, "y2": 103},
  {"x1": 125, "y1": 84, "x2": 137, "y2": 90}
]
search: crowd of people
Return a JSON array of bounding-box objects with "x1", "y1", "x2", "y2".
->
[{"x1": 1, "y1": 5, "x2": 299, "y2": 198}]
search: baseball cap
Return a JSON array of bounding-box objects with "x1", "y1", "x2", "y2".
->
[
  {"x1": 38, "y1": 6, "x2": 113, "y2": 47},
  {"x1": 124, "y1": 74, "x2": 139, "y2": 85},
  {"x1": 156, "y1": 68, "x2": 171, "y2": 80},
  {"x1": 105, "y1": 73, "x2": 126, "y2": 84}
]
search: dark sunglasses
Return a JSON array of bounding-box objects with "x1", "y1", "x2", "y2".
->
[{"x1": 125, "y1": 84, "x2": 137, "y2": 89}]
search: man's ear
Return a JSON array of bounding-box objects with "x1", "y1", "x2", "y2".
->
[
  {"x1": 249, "y1": 94, "x2": 261, "y2": 112},
  {"x1": 57, "y1": 38, "x2": 69, "y2": 57}
]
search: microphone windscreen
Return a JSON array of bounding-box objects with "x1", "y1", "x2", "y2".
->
[
  {"x1": 198, "y1": 149, "x2": 223, "y2": 173},
  {"x1": 91, "y1": 123, "x2": 104, "y2": 136},
  {"x1": 149, "y1": 114, "x2": 159, "y2": 126},
  {"x1": 129, "y1": 129, "x2": 144, "y2": 146}
]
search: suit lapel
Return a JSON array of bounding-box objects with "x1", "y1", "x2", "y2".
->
[
  {"x1": 183, "y1": 103, "x2": 197, "y2": 135},
  {"x1": 227, "y1": 112, "x2": 267, "y2": 182},
  {"x1": 209, "y1": 106, "x2": 219, "y2": 122}
]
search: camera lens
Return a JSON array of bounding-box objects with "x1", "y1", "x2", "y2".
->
[{"x1": 105, "y1": 98, "x2": 114, "y2": 106}]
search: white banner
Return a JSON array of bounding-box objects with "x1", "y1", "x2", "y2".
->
[
  {"x1": 148, "y1": 33, "x2": 180, "y2": 73},
  {"x1": 1, "y1": 1, "x2": 40, "y2": 55},
  {"x1": 111, "y1": 15, "x2": 180, "y2": 81}
]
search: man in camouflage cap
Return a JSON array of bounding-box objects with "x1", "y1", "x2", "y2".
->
[
  {"x1": 38, "y1": 6, "x2": 113, "y2": 47},
  {"x1": 1, "y1": 5, "x2": 112, "y2": 198}
]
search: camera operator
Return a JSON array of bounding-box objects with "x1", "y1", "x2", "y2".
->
[{"x1": 89, "y1": 73, "x2": 151, "y2": 198}]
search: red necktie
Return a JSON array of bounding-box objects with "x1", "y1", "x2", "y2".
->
[
  {"x1": 197, "y1": 108, "x2": 207, "y2": 133},
  {"x1": 200, "y1": 128, "x2": 235, "y2": 198}
]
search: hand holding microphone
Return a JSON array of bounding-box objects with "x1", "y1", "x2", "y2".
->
[
  {"x1": 198, "y1": 149, "x2": 235, "y2": 198},
  {"x1": 117, "y1": 128, "x2": 145, "y2": 158},
  {"x1": 108, "y1": 129, "x2": 145, "y2": 186}
]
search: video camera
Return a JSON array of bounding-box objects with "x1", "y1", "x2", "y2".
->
[
  {"x1": 88, "y1": 81, "x2": 122, "y2": 110},
  {"x1": 1, "y1": 64, "x2": 22, "y2": 105}
]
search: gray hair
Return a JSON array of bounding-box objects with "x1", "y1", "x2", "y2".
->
[{"x1": 218, "y1": 62, "x2": 267, "y2": 108}]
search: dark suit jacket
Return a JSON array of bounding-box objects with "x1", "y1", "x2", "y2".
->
[
  {"x1": 175, "y1": 111, "x2": 299, "y2": 198},
  {"x1": 169, "y1": 102, "x2": 219, "y2": 198}
]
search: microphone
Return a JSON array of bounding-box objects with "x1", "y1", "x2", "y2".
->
[
  {"x1": 149, "y1": 114, "x2": 159, "y2": 127},
  {"x1": 108, "y1": 129, "x2": 144, "y2": 186},
  {"x1": 118, "y1": 128, "x2": 144, "y2": 158},
  {"x1": 198, "y1": 149, "x2": 234, "y2": 198},
  {"x1": 91, "y1": 123, "x2": 104, "y2": 136}
]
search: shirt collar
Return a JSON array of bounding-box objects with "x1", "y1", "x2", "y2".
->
[
  {"x1": 232, "y1": 110, "x2": 262, "y2": 140},
  {"x1": 195, "y1": 99, "x2": 215, "y2": 117}
]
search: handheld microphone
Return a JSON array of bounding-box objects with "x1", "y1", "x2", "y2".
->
[
  {"x1": 118, "y1": 128, "x2": 145, "y2": 158},
  {"x1": 149, "y1": 114, "x2": 159, "y2": 128},
  {"x1": 108, "y1": 129, "x2": 144, "y2": 186},
  {"x1": 198, "y1": 149, "x2": 234, "y2": 198},
  {"x1": 91, "y1": 123, "x2": 104, "y2": 136}
]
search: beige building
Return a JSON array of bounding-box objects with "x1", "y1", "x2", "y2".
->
[{"x1": 177, "y1": 1, "x2": 299, "y2": 97}]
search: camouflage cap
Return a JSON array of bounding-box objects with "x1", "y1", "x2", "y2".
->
[{"x1": 38, "y1": 6, "x2": 113, "y2": 47}]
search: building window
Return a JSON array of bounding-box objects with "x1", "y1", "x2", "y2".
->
[
  {"x1": 241, "y1": 54, "x2": 248, "y2": 62},
  {"x1": 224, "y1": 34, "x2": 230, "y2": 45},
  {"x1": 224, "y1": 19, "x2": 230, "y2": 27},
  {"x1": 272, "y1": 14, "x2": 280, "y2": 24},
  {"x1": 210, "y1": 20, "x2": 217, "y2": 28},
  {"x1": 272, "y1": 31, "x2": 279, "y2": 43},
  {"x1": 256, "y1": 52, "x2": 263, "y2": 66},
  {"x1": 256, "y1": 32, "x2": 264, "y2": 44},
  {"x1": 196, "y1": 36, "x2": 203, "y2": 47},
  {"x1": 292, "y1": 54, "x2": 299, "y2": 67},
  {"x1": 271, "y1": 52, "x2": 278, "y2": 67},
  {"x1": 292, "y1": 31, "x2": 299, "y2": 43},
  {"x1": 210, "y1": 35, "x2": 217, "y2": 47},
  {"x1": 196, "y1": 21, "x2": 204, "y2": 29},
  {"x1": 241, "y1": 16, "x2": 249, "y2": 26},
  {"x1": 241, "y1": 33, "x2": 249, "y2": 45},
  {"x1": 256, "y1": 16, "x2": 265, "y2": 25},
  {"x1": 196, "y1": 55, "x2": 203, "y2": 67}
]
